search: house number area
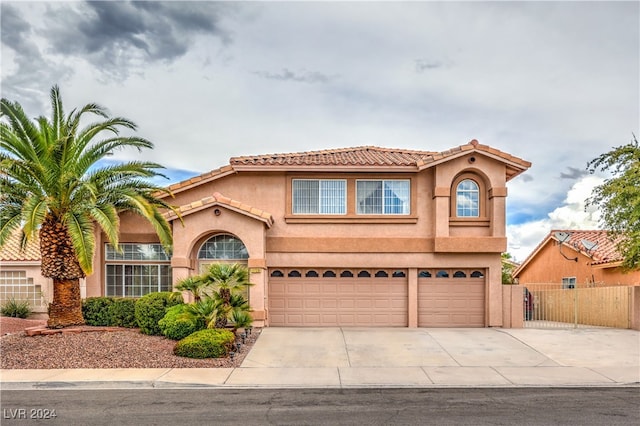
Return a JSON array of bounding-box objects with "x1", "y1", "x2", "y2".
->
[{"x1": 3, "y1": 408, "x2": 57, "y2": 420}]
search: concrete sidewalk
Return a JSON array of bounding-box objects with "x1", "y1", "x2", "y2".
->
[{"x1": 1, "y1": 328, "x2": 639, "y2": 389}]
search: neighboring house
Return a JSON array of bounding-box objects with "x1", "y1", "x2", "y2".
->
[
  {"x1": 513, "y1": 230, "x2": 640, "y2": 288},
  {"x1": 82, "y1": 139, "x2": 530, "y2": 328},
  {"x1": 0, "y1": 232, "x2": 51, "y2": 314}
]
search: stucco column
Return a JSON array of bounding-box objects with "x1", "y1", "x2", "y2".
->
[
  {"x1": 171, "y1": 257, "x2": 192, "y2": 287},
  {"x1": 489, "y1": 187, "x2": 507, "y2": 237},
  {"x1": 248, "y1": 258, "x2": 267, "y2": 326},
  {"x1": 487, "y1": 260, "x2": 503, "y2": 327},
  {"x1": 408, "y1": 268, "x2": 418, "y2": 327},
  {"x1": 433, "y1": 187, "x2": 450, "y2": 238}
]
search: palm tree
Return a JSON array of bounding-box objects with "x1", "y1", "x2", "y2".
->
[{"x1": 0, "y1": 85, "x2": 176, "y2": 328}]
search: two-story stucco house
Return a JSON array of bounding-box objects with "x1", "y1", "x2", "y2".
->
[{"x1": 80, "y1": 139, "x2": 530, "y2": 328}]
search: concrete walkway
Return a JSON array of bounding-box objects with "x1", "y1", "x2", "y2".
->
[{"x1": 1, "y1": 328, "x2": 639, "y2": 389}]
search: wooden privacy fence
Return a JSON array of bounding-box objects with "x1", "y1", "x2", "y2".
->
[{"x1": 520, "y1": 284, "x2": 633, "y2": 329}]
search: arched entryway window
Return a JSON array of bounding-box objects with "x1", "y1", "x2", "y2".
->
[
  {"x1": 197, "y1": 234, "x2": 250, "y2": 299},
  {"x1": 197, "y1": 234, "x2": 248, "y2": 274}
]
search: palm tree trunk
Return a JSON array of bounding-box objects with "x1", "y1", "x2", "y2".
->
[
  {"x1": 47, "y1": 278, "x2": 84, "y2": 328},
  {"x1": 40, "y1": 216, "x2": 85, "y2": 328}
]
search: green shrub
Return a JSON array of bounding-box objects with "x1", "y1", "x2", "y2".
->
[
  {"x1": 0, "y1": 298, "x2": 31, "y2": 318},
  {"x1": 107, "y1": 298, "x2": 138, "y2": 328},
  {"x1": 134, "y1": 292, "x2": 183, "y2": 335},
  {"x1": 82, "y1": 297, "x2": 113, "y2": 326},
  {"x1": 174, "y1": 328, "x2": 235, "y2": 359},
  {"x1": 159, "y1": 304, "x2": 205, "y2": 340}
]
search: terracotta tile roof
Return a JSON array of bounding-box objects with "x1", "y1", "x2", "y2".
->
[
  {"x1": 417, "y1": 139, "x2": 531, "y2": 172},
  {"x1": 514, "y1": 230, "x2": 624, "y2": 276},
  {"x1": 163, "y1": 165, "x2": 235, "y2": 195},
  {"x1": 164, "y1": 192, "x2": 274, "y2": 228},
  {"x1": 229, "y1": 140, "x2": 531, "y2": 179},
  {"x1": 0, "y1": 231, "x2": 41, "y2": 262},
  {"x1": 163, "y1": 140, "x2": 531, "y2": 196},
  {"x1": 230, "y1": 146, "x2": 436, "y2": 167},
  {"x1": 551, "y1": 230, "x2": 624, "y2": 265}
]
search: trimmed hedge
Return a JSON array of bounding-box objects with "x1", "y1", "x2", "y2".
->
[
  {"x1": 158, "y1": 304, "x2": 205, "y2": 340},
  {"x1": 107, "y1": 298, "x2": 137, "y2": 328},
  {"x1": 82, "y1": 297, "x2": 113, "y2": 326},
  {"x1": 134, "y1": 292, "x2": 183, "y2": 335},
  {"x1": 173, "y1": 328, "x2": 235, "y2": 359},
  {"x1": 82, "y1": 297, "x2": 138, "y2": 327}
]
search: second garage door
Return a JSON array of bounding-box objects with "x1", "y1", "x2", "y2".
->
[
  {"x1": 418, "y1": 268, "x2": 485, "y2": 327},
  {"x1": 268, "y1": 268, "x2": 408, "y2": 327}
]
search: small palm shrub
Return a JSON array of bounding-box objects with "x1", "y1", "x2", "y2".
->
[
  {"x1": 82, "y1": 297, "x2": 113, "y2": 326},
  {"x1": 0, "y1": 298, "x2": 31, "y2": 318},
  {"x1": 230, "y1": 310, "x2": 253, "y2": 331},
  {"x1": 135, "y1": 292, "x2": 183, "y2": 335},
  {"x1": 174, "y1": 328, "x2": 235, "y2": 359},
  {"x1": 159, "y1": 304, "x2": 205, "y2": 340},
  {"x1": 107, "y1": 298, "x2": 138, "y2": 328}
]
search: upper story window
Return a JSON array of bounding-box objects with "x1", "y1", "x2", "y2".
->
[
  {"x1": 456, "y1": 179, "x2": 480, "y2": 217},
  {"x1": 292, "y1": 179, "x2": 346, "y2": 214},
  {"x1": 356, "y1": 180, "x2": 410, "y2": 215}
]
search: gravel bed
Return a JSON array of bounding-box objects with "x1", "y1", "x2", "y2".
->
[{"x1": 0, "y1": 317, "x2": 260, "y2": 369}]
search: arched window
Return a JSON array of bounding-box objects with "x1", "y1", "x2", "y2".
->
[
  {"x1": 392, "y1": 270, "x2": 406, "y2": 278},
  {"x1": 471, "y1": 270, "x2": 484, "y2": 278},
  {"x1": 323, "y1": 270, "x2": 337, "y2": 278},
  {"x1": 198, "y1": 234, "x2": 248, "y2": 260},
  {"x1": 453, "y1": 270, "x2": 467, "y2": 278},
  {"x1": 270, "y1": 270, "x2": 284, "y2": 277},
  {"x1": 288, "y1": 270, "x2": 302, "y2": 278},
  {"x1": 375, "y1": 270, "x2": 388, "y2": 278},
  {"x1": 418, "y1": 270, "x2": 432, "y2": 278},
  {"x1": 305, "y1": 270, "x2": 319, "y2": 278},
  {"x1": 456, "y1": 179, "x2": 479, "y2": 217},
  {"x1": 340, "y1": 270, "x2": 354, "y2": 278},
  {"x1": 358, "y1": 270, "x2": 371, "y2": 278},
  {"x1": 436, "y1": 270, "x2": 449, "y2": 278}
]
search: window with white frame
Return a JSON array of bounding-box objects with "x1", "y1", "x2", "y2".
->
[
  {"x1": 356, "y1": 180, "x2": 410, "y2": 214},
  {"x1": 562, "y1": 277, "x2": 576, "y2": 289},
  {"x1": 456, "y1": 179, "x2": 480, "y2": 217},
  {"x1": 292, "y1": 179, "x2": 346, "y2": 214},
  {"x1": 0, "y1": 271, "x2": 44, "y2": 307},
  {"x1": 105, "y1": 243, "x2": 172, "y2": 297},
  {"x1": 198, "y1": 234, "x2": 249, "y2": 260}
]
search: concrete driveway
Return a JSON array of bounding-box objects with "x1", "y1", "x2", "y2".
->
[{"x1": 237, "y1": 327, "x2": 640, "y2": 387}]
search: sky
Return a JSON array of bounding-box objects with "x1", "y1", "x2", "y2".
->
[{"x1": 1, "y1": 0, "x2": 639, "y2": 262}]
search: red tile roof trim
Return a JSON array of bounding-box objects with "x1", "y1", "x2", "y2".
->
[
  {"x1": 163, "y1": 192, "x2": 274, "y2": 228},
  {"x1": 0, "y1": 231, "x2": 41, "y2": 262}
]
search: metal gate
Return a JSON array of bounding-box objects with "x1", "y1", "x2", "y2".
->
[{"x1": 522, "y1": 284, "x2": 632, "y2": 329}]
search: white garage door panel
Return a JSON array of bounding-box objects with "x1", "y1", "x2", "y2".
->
[{"x1": 269, "y1": 270, "x2": 408, "y2": 327}]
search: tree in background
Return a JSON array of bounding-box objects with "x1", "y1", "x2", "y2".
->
[
  {"x1": 501, "y1": 253, "x2": 517, "y2": 284},
  {"x1": 0, "y1": 85, "x2": 177, "y2": 327},
  {"x1": 587, "y1": 135, "x2": 640, "y2": 270}
]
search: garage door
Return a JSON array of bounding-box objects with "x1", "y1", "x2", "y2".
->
[
  {"x1": 418, "y1": 268, "x2": 485, "y2": 327},
  {"x1": 268, "y1": 268, "x2": 408, "y2": 326}
]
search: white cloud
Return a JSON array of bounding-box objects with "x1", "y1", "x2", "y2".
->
[{"x1": 507, "y1": 175, "x2": 604, "y2": 262}]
